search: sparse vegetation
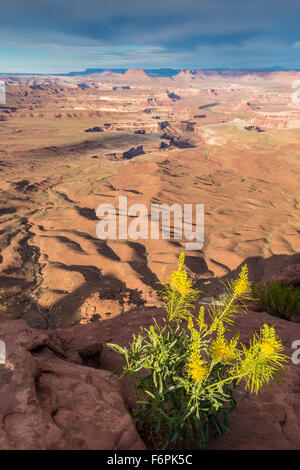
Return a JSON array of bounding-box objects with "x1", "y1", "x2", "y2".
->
[
  {"x1": 252, "y1": 282, "x2": 300, "y2": 321},
  {"x1": 109, "y1": 254, "x2": 287, "y2": 449},
  {"x1": 235, "y1": 113, "x2": 250, "y2": 119}
]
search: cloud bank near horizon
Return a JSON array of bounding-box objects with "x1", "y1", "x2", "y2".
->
[{"x1": 0, "y1": 0, "x2": 300, "y2": 73}]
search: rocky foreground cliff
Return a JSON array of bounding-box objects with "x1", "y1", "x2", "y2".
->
[{"x1": 0, "y1": 264, "x2": 300, "y2": 450}]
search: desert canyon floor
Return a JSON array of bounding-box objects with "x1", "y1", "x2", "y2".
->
[{"x1": 0, "y1": 69, "x2": 300, "y2": 328}]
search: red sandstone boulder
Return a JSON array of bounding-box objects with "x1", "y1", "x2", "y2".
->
[
  {"x1": 269, "y1": 263, "x2": 300, "y2": 287},
  {"x1": 0, "y1": 320, "x2": 144, "y2": 450}
]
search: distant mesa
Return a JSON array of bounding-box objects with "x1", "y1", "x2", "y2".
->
[
  {"x1": 63, "y1": 67, "x2": 180, "y2": 78},
  {"x1": 102, "y1": 69, "x2": 116, "y2": 75},
  {"x1": 84, "y1": 126, "x2": 103, "y2": 133},
  {"x1": 123, "y1": 69, "x2": 151, "y2": 80},
  {"x1": 175, "y1": 69, "x2": 201, "y2": 79},
  {"x1": 96, "y1": 70, "x2": 123, "y2": 79},
  {"x1": 122, "y1": 145, "x2": 145, "y2": 160}
]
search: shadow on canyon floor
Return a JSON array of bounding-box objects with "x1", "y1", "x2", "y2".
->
[
  {"x1": 195, "y1": 251, "x2": 300, "y2": 297},
  {"x1": 1, "y1": 251, "x2": 299, "y2": 330}
]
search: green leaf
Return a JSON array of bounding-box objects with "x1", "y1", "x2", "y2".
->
[
  {"x1": 158, "y1": 374, "x2": 163, "y2": 394},
  {"x1": 107, "y1": 343, "x2": 125, "y2": 355}
]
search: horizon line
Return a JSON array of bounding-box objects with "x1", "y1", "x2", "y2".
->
[{"x1": 1, "y1": 66, "x2": 300, "y2": 77}]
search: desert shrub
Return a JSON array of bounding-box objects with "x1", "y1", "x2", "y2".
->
[
  {"x1": 252, "y1": 281, "x2": 300, "y2": 321},
  {"x1": 109, "y1": 254, "x2": 287, "y2": 449},
  {"x1": 236, "y1": 113, "x2": 250, "y2": 119}
]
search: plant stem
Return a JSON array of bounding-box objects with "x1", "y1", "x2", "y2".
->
[{"x1": 203, "y1": 373, "x2": 241, "y2": 392}]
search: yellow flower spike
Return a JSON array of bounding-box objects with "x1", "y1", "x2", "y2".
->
[
  {"x1": 159, "y1": 252, "x2": 201, "y2": 322},
  {"x1": 236, "y1": 323, "x2": 287, "y2": 394},
  {"x1": 149, "y1": 325, "x2": 159, "y2": 343},
  {"x1": 169, "y1": 252, "x2": 195, "y2": 298},
  {"x1": 211, "y1": 321, "x2": 237, "y2": 363},
  {"x1": 197, "y1": 306, "x2": 207, "y2": 331},
  {"x1": 233, "y1": 265, "x2": 251, "y2": 296},
  {"x1": 218, "y1": 320, "x2": 225, "y2": 336},
  {"x1": 260, "y1": 341, "x2": 276, "y2": 357},
  {"x1": 187, "y1": 316, "x2": 194, "y2": 332},
  {"x1": 211, "y1": 338, "x2": 226, "y2": 362},
  {"x1": 190, "y1": 326, "x2": 201, "y2": 352},
  {"x1": 209, "y1": 316, "x2": 219, "y2": 333},
  {"x1": 225, "y1": 337, "x2": 238, "y2": 362},
  {"x1": 186, "y1": 315, "x2": 208, "y2": 383},
  {"x1": 170, "y1": 268, "x2": 193, "y2": 297},
  {"x1": 178, "y1": 252, "x2": 185, "y2": 269},
  {"x1": 259, "y1": 323, "x2": 283, "y2": 358},
  {"x1": 186, "y1": 354, "x2": 208, "y2": 383}
]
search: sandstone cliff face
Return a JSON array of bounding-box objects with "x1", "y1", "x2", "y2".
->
[{"x1": 250, "y1": 112, "x2": 300, "y2": 129}]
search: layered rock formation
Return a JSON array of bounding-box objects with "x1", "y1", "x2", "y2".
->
[
  {"x1": 122, "y1": 145, "x2": 145, "y2": 159},
  {"x1": 1, "y1": 70, "x2": 300, "y2": 330}
]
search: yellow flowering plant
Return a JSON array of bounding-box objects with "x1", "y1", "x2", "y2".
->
[{"x1": 108, "y1": 254, "x2": 288, "y2": 449}]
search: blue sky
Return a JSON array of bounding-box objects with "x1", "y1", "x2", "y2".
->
[{"x1": 0, "y1": 0, "x2": 300, "y2": 73}]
